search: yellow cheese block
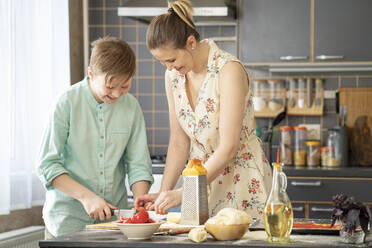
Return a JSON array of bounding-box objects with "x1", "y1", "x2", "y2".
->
[
  {"x1": 182, "y1": 159, "x2": 207, "y2": 176},
  {"x1": 85, "y1": 222, "x2": 118, "y2": 230}
]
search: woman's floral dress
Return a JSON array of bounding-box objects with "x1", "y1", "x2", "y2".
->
[{"x1": 165, "y1": 40, "x2": 273, "y2": 218}]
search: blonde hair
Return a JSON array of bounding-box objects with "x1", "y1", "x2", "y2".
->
[
  {"x1": 146, "y1": 0, "x2": 200, "y2": 50},
  {"x1": 89, "y1": 36, "x2": 136, "y2": 85}
]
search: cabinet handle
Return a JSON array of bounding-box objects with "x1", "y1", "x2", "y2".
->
[
  {"x1": 280, "y1": 56, "x2": 308, "y2": 61},
  {"x1": 293, "y1": 206, "x2": 304, "y2": 212},
  {"x1": 316, "y1": 55, "x2": 344, "y2": 60},
  {"x1": 311, "y1": 207, "x2": 333, "y2": 212},
  {"x1": 290, "y1": 181, "x2": 322, "y2": 187}
]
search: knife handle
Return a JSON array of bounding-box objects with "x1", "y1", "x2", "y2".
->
[{"x1": 169, "y1": 227, "x2": 194, "y2": 235}]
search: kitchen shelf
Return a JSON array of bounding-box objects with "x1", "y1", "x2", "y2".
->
[{"x1": 243, "y1": 62, "x2": 372, "y2": 72}]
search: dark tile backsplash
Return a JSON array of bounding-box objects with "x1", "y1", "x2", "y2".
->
[{"x1": 89, "y1": 1, "x2": 372, "y2": 157}]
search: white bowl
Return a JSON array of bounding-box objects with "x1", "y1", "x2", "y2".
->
[{"x1": 115, "y1": 221, "x2": 164, "y2": 240}]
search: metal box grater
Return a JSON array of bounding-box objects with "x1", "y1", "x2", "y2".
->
[{"x1": 180, "y1": 175, "x2": 209, "y2": 225}]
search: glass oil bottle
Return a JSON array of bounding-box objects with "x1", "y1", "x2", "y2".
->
[{"x1": 264, "y1": 163, "x2": 293, "y2": 243}]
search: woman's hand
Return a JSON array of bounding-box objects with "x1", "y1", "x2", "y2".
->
[
  {"x1": 154, "y1": 189, "x2": 182, "y2": 215},
  {"x1": 134, "y1": 193, "x2": 159, "y2": 210},
  {"x1": 80, "y1": 193, "x2": 117, "y2": 221}
]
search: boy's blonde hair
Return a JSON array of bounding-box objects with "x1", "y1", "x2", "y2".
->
[
  {"x1": 89, "y1": 36, "x2": 136, "y2": 85},
  {"x1": 146, "y1": 0, "x2": 200, "y2": 50}
]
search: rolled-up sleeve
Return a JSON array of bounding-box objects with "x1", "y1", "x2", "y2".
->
[
  {"x1": 124, "y1": 100, "x2": 154, "y2": 190},
  {"x1": 36, "y1": 95, "x2": 70, "y2": 190}
]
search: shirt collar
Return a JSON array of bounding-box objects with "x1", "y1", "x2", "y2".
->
[{"x1": 82, "y1": 76, "x2": 111, "y2": 111}]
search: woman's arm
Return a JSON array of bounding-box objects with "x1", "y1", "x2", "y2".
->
[
  {"x1": 204, "y1": 62, "x2": 249, "y2": 184},
  {"x1": 160, "y1": 72, "x2": 190, "y2": 192},
  {"x1": 135, "y1": 72, "x2": 190, "y2": 214}
]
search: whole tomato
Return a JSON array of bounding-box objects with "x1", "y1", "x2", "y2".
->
[{"x1": 132, "y1": 210, "x2": 149, "y2": 223}]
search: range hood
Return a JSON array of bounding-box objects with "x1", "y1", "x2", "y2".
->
[{"x1": 118, "y1": 0, "x2": 236, "y2": 26}]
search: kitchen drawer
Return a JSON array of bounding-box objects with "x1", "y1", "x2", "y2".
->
[
  {"x1": 287, "y1": 178, "x2": 372, "y2": 203},
  {"x1": 292, "y1": 203, "x2": 305, "y2": 219},
  {"x1": 308, "y1": 203, "x2": 333, "y2": 219}
]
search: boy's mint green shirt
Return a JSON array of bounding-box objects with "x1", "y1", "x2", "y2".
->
[{"x1": 36, "y1": 77, "x2": 153, "y2": 237}]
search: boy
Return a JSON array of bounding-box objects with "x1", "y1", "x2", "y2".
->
[{"x1": 36, "y1": 37, "x2": 153, "y2": 237}]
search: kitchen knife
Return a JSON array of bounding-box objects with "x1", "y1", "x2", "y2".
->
[
  {"x1": 110, "y1": 209, "x2": 167, "y2": 221},
  {"x1": 307, "y1": 77, "x2": 313, "y2": 108},
  {"x1": 110, "y1": 209, "x2": 135, "y2": 219}
]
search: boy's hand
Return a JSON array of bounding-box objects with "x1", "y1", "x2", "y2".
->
[{"x1": 80, "y1": 193, "x2": 117, "y2": 221}]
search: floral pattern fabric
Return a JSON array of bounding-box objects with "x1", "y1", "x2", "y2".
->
[{"x1": 165, "y1": 40, "x2": 272, "y2": 218}]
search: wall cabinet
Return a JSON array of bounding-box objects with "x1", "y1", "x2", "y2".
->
[
  {"x1": 314, "y1": 0, "x2": 372, "y2": 62},
  {"x1": 240, "y1": 0, "x2": 372, "y2": 63},
  {"x1": 240, "y1": 0, "x2": 310, "y2": 63}
]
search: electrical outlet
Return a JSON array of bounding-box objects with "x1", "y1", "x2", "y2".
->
[{"x1": 299, "y1": 124, "x2": 321, "y2": 140}]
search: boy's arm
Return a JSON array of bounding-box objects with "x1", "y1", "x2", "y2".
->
[
  {"x1": 131, "y1": 180, "x2": 150, "y2": 199},
  {"x1": 52, "y1": 173, "x2": 116, "y2": 220},
  {"x1": 36, "y1": 95, "x2": 70, "y2": 189},
  {"x1": 124, "y1": 98, "x2": 154, "y2": 196}
]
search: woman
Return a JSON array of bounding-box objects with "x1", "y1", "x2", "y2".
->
[{"x1": 135, "y1": 0, "x2": 272, "y2": 219}]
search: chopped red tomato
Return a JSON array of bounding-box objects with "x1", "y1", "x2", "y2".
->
[
  {"x1": 117, "y1": 209, "x2": 156, "y2": 224},
  {"x1": 132, "y1": 210, "x2": 149, "y2": 223}
]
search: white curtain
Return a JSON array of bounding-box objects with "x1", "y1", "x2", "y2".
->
[{"x1": 0, "y1": 0, "x2": 70, "y2": 214}]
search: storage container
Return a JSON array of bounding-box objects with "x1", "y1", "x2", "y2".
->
[
  {"x1": 306, "y1": 141, "x2": 320, "y2": 167},
  {"x1": 293, "y1": 126, "x2": 307, "y2": 167},
  {"x1": 297, "y1": 77, "x2": 306, "y2": 109},
  {"x1": 268, "y1": 80, "x2": 285, "y2": 111},
  {"x1": 252, "y1": 79, "x2": 267, "y2": 111}
]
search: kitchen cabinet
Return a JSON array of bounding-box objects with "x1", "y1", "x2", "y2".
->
[
  {"x1": 240, "y1": 0, "x2": 310, "y2": 63},
  {"x1": 240, "y1": 0, "x2": 372, "y2": 63},
  {"x1": 287, "y1": 177, "x2": 372, "y2": 219},
  {"x1": 314, "y1": 0, "x2": 372, "y2": 62}
]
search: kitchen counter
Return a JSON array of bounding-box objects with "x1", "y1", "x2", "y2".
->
[{"x1": 39, "y1": 229, "x2": 372, "y2": 248}]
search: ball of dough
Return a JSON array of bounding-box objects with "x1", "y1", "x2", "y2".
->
[{"x1": 188, "y1": 228, "x2": 207, "y2": 243}]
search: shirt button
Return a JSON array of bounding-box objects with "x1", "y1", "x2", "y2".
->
[
  {"x1": 99, "y1": 154, "x2": 103, "y2": 158},
  {"x1": 100, "y1": 189, "x2": 103, "y2": 193},
  {"x1": 100, "y1": 171, "x2": 103, "y2": 175},
  {"x1": 101, "y1": 136, "x2": 104, "y2": 139}
]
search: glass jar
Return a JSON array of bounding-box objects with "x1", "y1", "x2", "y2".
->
[
  {"x1": 326, "y1": 129, "x2": 341, "y2": 167},
  {"x1": 264, "y1": 163, "x2": 293, "y2": 243},
  {"x1": 315, "y1": 78, "x2": 323, "y2": 106},
  {"x1": 305, "y1": 140, "x2": 320, "y2": 167},
  {"x1": 279, "y1": 126, "x2": 293, "y2": 166},
  {"x1": 288, "y1": 78, "x2": 297, "y2": 108},
  {"x1": 293, "y1": 126, "x2": 307, "y2": 167},
  {"x1": 252, "y1": 79, "x2": 267, "y2": 111},
  {"x1": 268, "y1": 80, "x2": 284, "y2": 111},
  {"x1": 297, "y1": 77, "x2": 306, "y2": 109},
  {"x1": 320, "y1": 146, "x2": 340, "y2": 167}
]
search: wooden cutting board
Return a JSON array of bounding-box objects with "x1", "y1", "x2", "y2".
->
[
  {"x1": 338, "y1": 87, "x2": 372, "y2": 128},
  {"x1": 86, "y1": 222, "x2": 118, "y2": 230},
  {"x1": 350, "y1": 115, "x2": 372, "y2": 166}
]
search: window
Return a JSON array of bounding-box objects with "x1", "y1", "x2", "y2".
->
[{"x1": 0, "y1": 0, "x2": 70, "y2": 214}]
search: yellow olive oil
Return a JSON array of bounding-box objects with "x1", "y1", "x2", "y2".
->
[{"x1": 264, "y1": 203, "x2": 293, "y2": 243}]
